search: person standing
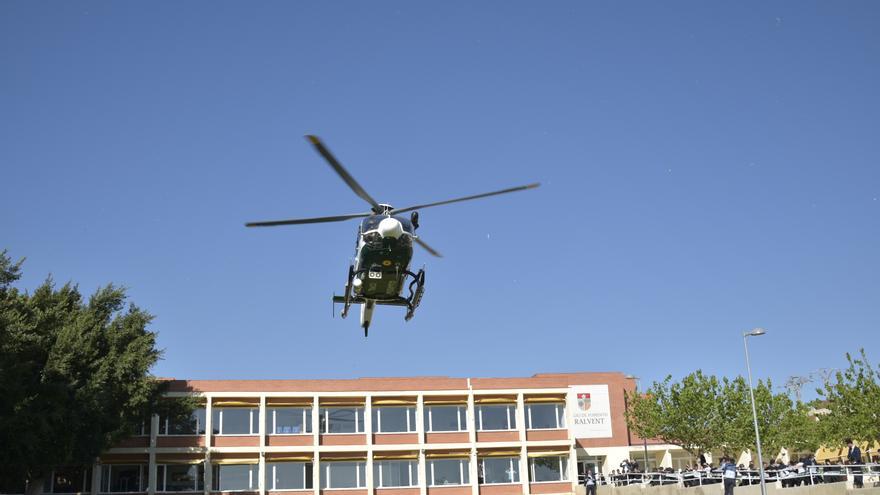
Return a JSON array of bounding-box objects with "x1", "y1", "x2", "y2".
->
[
  {"x1": 721, "y1": 457, "x2": 738, "y2": 495},
  {"x1": 847, "y1": 439, "x2": 863, "y2": 488},
  {"x1": 583, "y1": 469, "x2": 598, "y2": 495}
]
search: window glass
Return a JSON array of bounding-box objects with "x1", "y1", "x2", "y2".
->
[
  {"x1": 481, "y1": 458, "x2": 520, "y2": 484},
  {"x1": 373, "y1": 460, "x2": 418, "y2": 487},
  {"x1": 373, "y1": 407, "x2": 415, "y2": 433},
  {"x1": 52, "y1": 467, "x2": 89, "y2": 493},
  {"x1": 213, "y1": 408, "x2": 257, "y2": 435},
  {"x1": 102, "y1": 465, "x2": 144, "y2": 492},
  {"x1": 321, "y1": 462, "x2": 365, "y2": 489},
  {"x1": 166, "y1": 408, "x2": 206, "y2": 435},
  {"x1": 429, "y1": 459, "x2": 469, "y2": 486},
  {"x1": 213, "y1": 464, "x2": 257, "y2": 491},
  {"x1": 266, "y1": 462, "x2": 312, "y2": 490},
  {"x1": 132, "y1": 420, "x2": 150, "y2": 437},
  {"x1": 159, "y1": 464, "x2": 204, "y2": 492},
  {"x1": 0, "y1": 478, "x2": 26, "y2": 494},
  {"x1": 530, "y1": 457, "x2": 568, "y2": 482},
  {"x1": 320, "y1": 407, "x2": 364, "y2": 433},
  {"x1": 528, "y1": 404, "x2": 564, "y2": 429},
  {"x1": 425, "y1": 406, "x2": 465, "y2": 432},
  {"x1": 478, "y1": 405, "x2": 515, "y2": 431},
  {"x1": 267, "y1": 408, "x2": 311, "y2": 434}
]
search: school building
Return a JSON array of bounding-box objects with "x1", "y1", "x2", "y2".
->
[{"x1": 39, "y1": 372, "x2": 695, "y2": 495}]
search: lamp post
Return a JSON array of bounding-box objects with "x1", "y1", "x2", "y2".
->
[
  {"x1": 743, "y1": 328, "x2": 768, "y2": 495},
  {"x1": 625, "y1": 375, "x2": 650, "y2": 472}
]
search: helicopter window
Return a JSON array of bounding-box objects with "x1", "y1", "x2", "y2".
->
[
  {"x1": 396, "y1": 216, "x2": 414, "y2": 233},
  {"x1": 360, "y1": 216, "x2": 414, "y2": 234},
  {"x1": 360, "y1": 217, "x2": 382, "y2": 231}
]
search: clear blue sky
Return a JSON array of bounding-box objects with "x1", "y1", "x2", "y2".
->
[{"x1": 2, "y1": 2, "x2": 878, "y2": 397}]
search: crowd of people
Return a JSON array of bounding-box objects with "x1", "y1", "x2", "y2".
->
[{"x1": 582, "y1": 440, "x2": 878, "y2": 490}]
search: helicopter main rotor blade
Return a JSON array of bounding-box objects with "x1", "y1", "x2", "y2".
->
[
  {"x1": 414, "y1": 237, "x2": 443, "y2": 258},
  {"x1": 392, "y1": 183, "x2": 540, "y2": 215},
  {"x1": 246, "y1": 212, "x2": 372, "y2": 227},
  {"x1": 305, "y1": 135, "x2": 382, "y2": 212}
]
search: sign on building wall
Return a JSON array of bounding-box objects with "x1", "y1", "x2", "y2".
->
[{"x1": 568, "y1": 385, "x2": 613, "y2": 438}]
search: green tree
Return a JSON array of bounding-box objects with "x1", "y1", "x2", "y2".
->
[
  {"x1": 738, "y1": 378, "x2": 818, "y2": 459},
  {"x1": 0, "y1": 250, "x2": 191, "y2": 492},
  {"x1": 626, "y1": 371, "x2": 818, "y2": 462},
  {"x1": 816, "y1": 349, "x2": 880, "y2": 444},
  {"x1": 716, "y1": 376, "x2": 753, "y2": 456},
  {"x1": 625, "y1": 370, "x2": 725, "y2": 456}
]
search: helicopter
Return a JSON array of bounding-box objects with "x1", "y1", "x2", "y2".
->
[{"x1": 246, "y1": 135, "x2": 539, "y2": 337}]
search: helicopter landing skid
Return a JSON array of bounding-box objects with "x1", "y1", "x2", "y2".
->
[
  {"x1": 331, "y1": 268, "x2": 425, "y2": 330},
  {"x1": 404, "y1": 269, "x2": 425, "y2": 321}
]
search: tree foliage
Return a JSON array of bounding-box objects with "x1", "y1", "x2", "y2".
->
[
  {"x1": 625, "y1": 370, "x2": 725, "y2": 456},
  {"x1": 816, "y1": 349, "x2": 880, "y2": 444},
  {"x1": 626, "y1": 370, "x2": 818, "y2": 460},
  {"x1": 0, "y1": 250, "x2": 190, "y2": 487}
]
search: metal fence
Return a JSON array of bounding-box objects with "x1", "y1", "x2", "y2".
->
[{"x1": 581, "y1": 463, "x2": 880, "y2": 488}]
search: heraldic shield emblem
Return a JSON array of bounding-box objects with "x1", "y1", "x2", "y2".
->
[{"x1": 577, "y1": 393, "x2": 592, "y2": 412}]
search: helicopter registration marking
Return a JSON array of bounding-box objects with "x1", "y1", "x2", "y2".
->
[{"x1": 368, "y1": 271, "x2": 382, "y2": 279}]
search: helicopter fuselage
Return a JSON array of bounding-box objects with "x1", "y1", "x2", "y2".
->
[{"x1": 351, "y1": 214, "x2": 415, "y2": 300}]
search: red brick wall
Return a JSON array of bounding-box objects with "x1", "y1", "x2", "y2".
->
[
  {"x1": 374, "y1": 433, "x2": 419, "y2": 445},
  {"x1": 479, "y1": 484, "x2": 524, "y2": 495},
  {"x1": 529, "y1": 482, "x2": 572, "y2": 494}
]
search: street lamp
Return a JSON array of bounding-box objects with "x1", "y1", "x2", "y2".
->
[
  {"x1": 743, "y1": 328, "x2": 767, "y2": 495},
  {"x1": 625, "y1": 375, "x2": 650, "y2": 472}
]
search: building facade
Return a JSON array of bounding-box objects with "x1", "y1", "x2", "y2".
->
[{"x1": 36, "y1": 372, "x2": 688, "y2": 495}]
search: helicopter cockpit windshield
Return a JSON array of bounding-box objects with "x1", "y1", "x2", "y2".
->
[
  {"x1": 360, "y1": 215, "x2": 414, "y2": 246},
  {"x1": 360, "y1": 215, "x2": 414, "y2": 234}
]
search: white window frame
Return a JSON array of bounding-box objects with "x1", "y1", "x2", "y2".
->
[
  {"x1": 528, "y1": 456, "x2": 569, "y2": 483},
  {"x1": 100, "y1": 464, "x2": 146, "y2": 493},
  {"x1": 320, "y1": 407, "x2": 365, "y2": 434},
  {"x1": 479, "y1": 457, "x2": 520, "y2": 485},
  {"x1": 49, "y1": 467, "x2": 91, "y2": 494},
  {"x1": 134, "y1": 421, "x2": 149, "y2": 437},
  {"x1": 428, "y1": 459, "x2": 470, "y2": 486},
  {"x1": 476, "y1": 404, "x2": 517, "y2": 431},
  {"x1": 266, "y1": 462, "x2": 312, "y2": 490},
  {"x1": 213, "y1": 464, "x2": 259, "y2": 491},
  {"x1": 526, "y1": 403, "x2": 566, "y2": 430},
  {"x1": 374, "y1": 460, "x2": 418, "y2": 488},
  {"x1": 215, "y1": 408, "x2": 259, "y2": 436},
  {"x1": 267, "y1": 407, "x2": 312, "y2": 435},
  {"x1": 159, "y1": 408, "x2": 206, "y2": 436},
  {"x1": 322, "y1": 461, "x2": 367, "y2": 489},
  {"x1": 374, "y1": 406, "x2": 416, "y2": 433},
  {"x1": 157, "y1": 464, "x2": 203, "y2": 492},
  {"x1": 425, "y1": 405, "x2": 466, "y2": 432}
]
